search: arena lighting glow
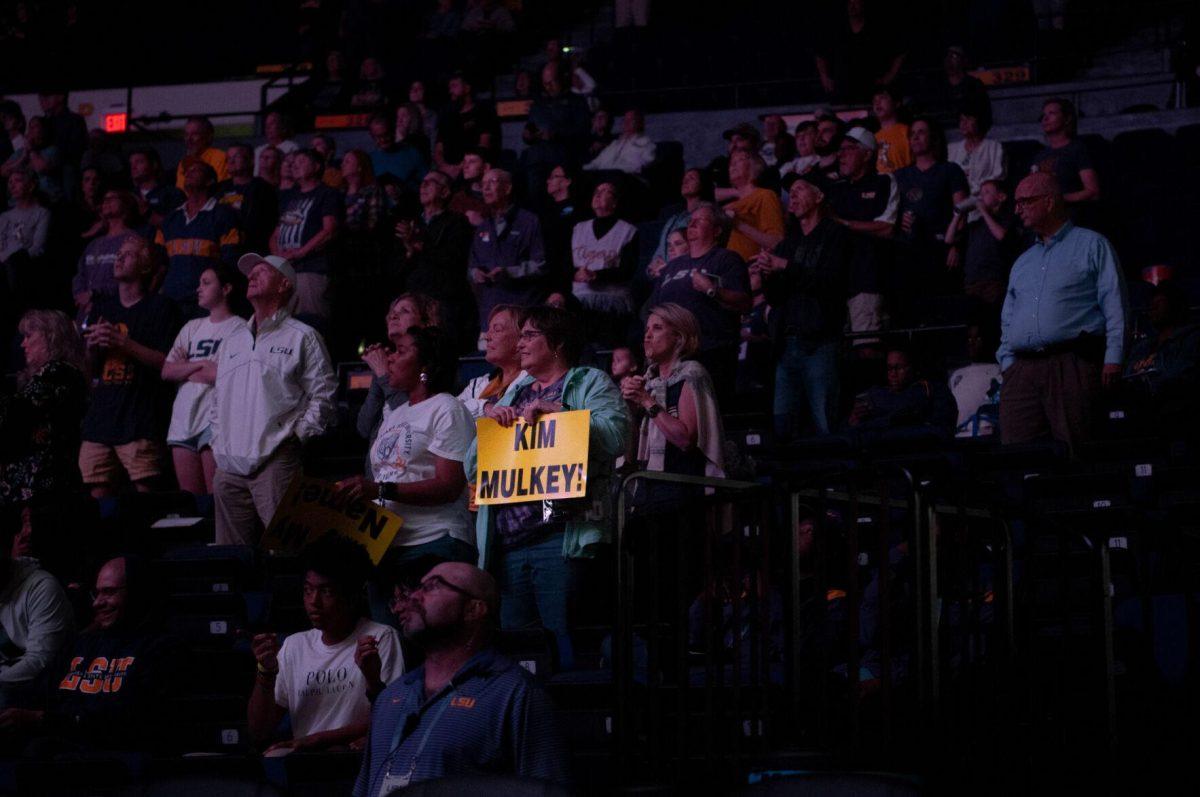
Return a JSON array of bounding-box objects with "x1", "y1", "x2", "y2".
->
[{"x1": 103, "y1": 112, "x2": 128, "y2": 133}]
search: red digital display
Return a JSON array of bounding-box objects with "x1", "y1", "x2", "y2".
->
[{"x1": 104, "y1": 113, "x2": 128, "y2": 133}]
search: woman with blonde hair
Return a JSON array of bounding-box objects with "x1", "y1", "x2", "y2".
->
[
  {"x1": 621, "y1": 302, "x2": 725, "y2": 487},
  {"x1": 356, "y1": 292, "x2": 443, "y2": 440},
  {"x1": 0, "y1": 310, "x2": 89, "y2": 505}
]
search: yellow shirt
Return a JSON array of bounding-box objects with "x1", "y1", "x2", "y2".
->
[
  {"x1": 875, "y1": 124, "x2": 912, "y2": 175},
  {"x1": 175, "y1": 147, "x2": 229, "y2": 188},
  {"x1": 724, "y1": 188, "x2": 785, "y2": 261}
]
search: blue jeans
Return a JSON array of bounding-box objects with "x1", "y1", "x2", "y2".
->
[
  {"x1": 773, "y1": 337, "x2": 839, "y2": 439},
  {"x1": 498, "y1": 531, "x2": 577, "y2": 670}
]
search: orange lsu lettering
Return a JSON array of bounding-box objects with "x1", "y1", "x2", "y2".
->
[{"x1": 58, "y1": 656, "x2": 136, "y2": 694}]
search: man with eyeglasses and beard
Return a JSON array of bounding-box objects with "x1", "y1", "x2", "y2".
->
[{"x1": 353, "y1": 562, "x2": 569, "y2": 794}]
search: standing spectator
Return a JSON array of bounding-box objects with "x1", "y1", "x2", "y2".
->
[
  {"x1": 468, "y1": 169, "x2": 547, "y2": 338},
  {"x1": 72, "y1": 190, "x2": 141, "y2": 319},
  {"x1": 647, "y1": 168, "x2": 713, "y2": 279},
  {"x1": 353, "y1": 563, "x2": 569, "y2": 795},
  {"x1": 871, "y1": 87, "x2": 911, "y2": 175},
  {"x1": 216, "y1": 144, "x2": 280, "y2": 255},
  {"x1": 407, "y1": 80, "x2": 439, "y2": 145},
  {"x1": 621, "y1": 304, "x2": 726, "y2": 500},
  {"x1": 350, "y1": 57, "x2": 393, "y2": 111},
  {"x1": 462, "y1": 0, "x2": 516, "y2": 34},
  {"x1": 814, "y1": 0, "x2": 906, "y2": 101},
  {"x1": 615, "y1": 0, "x2": 649, "y2": 28},
  {"x1": 248, "y1": 536, "x2": 403, "y2": 753},
  {"x1": 722, "y1": 151, "x2": 786, "y2": 261},
  {"x1": 811, "y1": 111, "x2": 845, "y2": 187},
  {"x1": 436, "y1": 71, "x2": 501, "y2": 170},
  {"x1": 0, "y1": 555, "x2": 185, "y2": 751},
  {"x1": 457, "y1": 304, "x2": 526, "y2": 419},
  {"x1": 270, "y1": 149, "x2": 343, "y2": 324},
  {"x1": 760, "y1": 114, "x2": 796, "y2": 169},
  {"x1": 753, "y1": 177, "x2": 852, "y2": 438},
  {"x1": 156, "y1": 162, "x2": 242, "y2": 314},
  {"x1": 0, "y1": 519, "x2": 74, "y2": 709},
  {"x1": 538, "y1": 163, "x2": 587, "y2": 291},
  {"x1": 584, "y1": 109, "x2": 657, "y2": 175},
  {"x1": 161, "y1": 265, "x2": 247, "y2": 496},
  {"x1": 211, "y1": 253, "x2": 336, "y2": 545},
  {"x1": 22, "y1": 117, "x2": 63, "y2": 203},
  {"x1": 253, "y1": 112, "x2": 298, "y2": 177},
  {"x1": 174, "y1": 116, "x2": 228, "y2": 189},
  {"x1": 368, "y1": 114, "x2": 427, "y2": 194},
  {"x1": 707, "y1": 122, "x2": 761, "y2": 191},
  {"x1": 464, "y1": 306, "x2": 630, "y2": 670},
  {"x1": 356, "y1": 293, "x2": 443, "y2": 441},
  {"x1": 36, "y1": 89, "x2": 86, "y2": 200},
  {"x1": 0, "y1": 310, "x2": 88, "y2": 507},
  {"x1": 780, "y1": 121, "x2": 821, "y2": 186},
  {"x1": 258, "y1": 146, "x2": 282, "y2": 188},
  {"x1": 828, "y1": 127, "x2": 898, "y2": 345},
  {"x1": 333, "y1": 149, "x2": 389, "y2": 358},
  {"x1": 336, "y1": 327, "x2": 477, "y2": 592},
  {"x1": 394, "y1": 170, "x2": 475, "y2": 347},
  {"x1": 646, "y1": 204, "x2": 751, "y2": 395},
  {"x1": 128, "y1": 147, "x2": 184, "y2": 231},
  {"x1": 928, "y1": 46, "x2": 991, "y2": 129},
  {"x1": 1031, "y1": 98, "x2": 1101, "y2": 206},
  {"x1": 279, "y1": 152, "x2": 297, "y2": 191},
  {"x1": 311, "y1": 49, "x2": 352, "y2": 112},
  {"x1": 78, "y1": 237, "x2": 181, "y2": 498},
  {"x1": 947, "y1": 101, "x2": 1006, "y2": 222},
  {"x1": 0, "y1": 101, "x2": 27, "y2": 174},
  {"x1": 944, "y1": 178, "x2": 1020, "y2": 311},
  {"x1": 310, "y1": 135, "x2": 345, "y2": 191},
  {"x1": 521, "y1": 63, "x2": 591, "y2": 195},
  {"x1": 0, "y1": 170, "x2": 51, "y2": 296},
  {"x1": 997, "y1": 173, "x2": 1128, "y2": 451},
  {"x1": 571, "y1": 181, "x2": 640, "y2": 346},
  {"x1": 585, "y1": 108, "x2": 614, "y2": 161},
  {"x1": 893, "y1": 118, "x2": 969, "y2": 303},
  {"x1": 448, "y1": 147, "x2": 491, "y2": 224},
  {"x1": 394, "y1": 103, "x2": 432, "y2": 164}
]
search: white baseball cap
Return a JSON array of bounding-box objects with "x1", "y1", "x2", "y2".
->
[
  {"x1": 237, "y1": 253, "x2": 296, "y2": 285},
  {"x1": 844, "y1": 126, "x2": 878, "y2": 154}
]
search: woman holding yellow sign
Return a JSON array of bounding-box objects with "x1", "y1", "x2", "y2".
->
[{"x1": 464, "y1": 305, "x2": 630, "y2": 670}]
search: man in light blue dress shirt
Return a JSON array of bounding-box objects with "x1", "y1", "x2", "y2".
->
[{"x1": 997, "y1": 173, "x2": 1128, "y2": 450}]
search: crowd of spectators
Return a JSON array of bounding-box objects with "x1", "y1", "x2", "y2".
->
[{"x1": 0, "y1": 7, "x2": 1197, "y2": 788}]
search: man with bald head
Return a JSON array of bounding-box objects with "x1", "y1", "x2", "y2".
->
[
  {"x1": 354, "y1": 563, "x2": 570, "y2": 793},
  {"x1": 997, "y1": 172, "x2": 1128, "y2": 450},
  {"x1": 468, "y1": 168, "x2": 547, "y2": 342}
]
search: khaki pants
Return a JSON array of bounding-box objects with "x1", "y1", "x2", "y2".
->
[
  {"x1": 213, "y1": 441, "x2": 302, "y2": 546},
  {"x1": 999, "y1": 353, "x2": 1099, "y2": 453}
]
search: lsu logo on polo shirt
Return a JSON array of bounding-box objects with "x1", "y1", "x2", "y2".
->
[{"x1": 450, "y1": 696, "x2": 476, "y2": 709}]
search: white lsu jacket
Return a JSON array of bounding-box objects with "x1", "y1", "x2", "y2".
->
[{"x1": 210, "y1": 309, "x2": 337, "y2": 476}]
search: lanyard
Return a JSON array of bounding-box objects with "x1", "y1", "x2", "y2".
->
[{"x1": 384, "y1": 683, "x2": 456, "y2": 781}]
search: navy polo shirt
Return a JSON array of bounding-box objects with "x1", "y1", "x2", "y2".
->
[{"x1": 353, "y1": 648, "x2": 569, "y2": 795}]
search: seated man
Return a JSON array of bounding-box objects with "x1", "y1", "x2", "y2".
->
[
  {"x1": 848, "y1": 346, "x2": 957, "y2": 434},
  {"x1": 949, "y1": 325, "x2": 1002, "y2": 438},
  {"x1": 0, "y1": 556, "x2": 186, "y2": 751},
  {"x1": 354, "y1": 563, "x2": 569, "y2": 794},
  {"x1": 248, "y1": 536, "x2": 403, "y2": 754},
  {"x1": 584, "y1": 109, "x2": 656, "y2": 175},
  {"x1": 0, "y1": 516, "x2": 74, "y2": 710},
  {"x1": 1122, "y1": 280, "x2": 1200, "y2": 432}
]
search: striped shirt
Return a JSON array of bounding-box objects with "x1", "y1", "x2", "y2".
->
[
  {"x1": 155, "y1": 198, "x2": 241, "y2": 303},
  {"x1": 353, "y1": 648, "x2": 569, "y2": 795}
]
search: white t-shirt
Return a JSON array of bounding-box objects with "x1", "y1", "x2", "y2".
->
[
  {"x1": 254, "y1": 139, "x2": 300, "y2": 176},
  {"x1": 166, "y1": 315, "x2": 248, "y2": 444},
  {"x1": 370, "y1": 393, "x2": 475, "y2": 547},
  {"x1": 949, "y1": 362, "x2": 1002, "y2": 438},
  {"x1": 275, "y1": 618, "x2": 403, "y2": 739}
]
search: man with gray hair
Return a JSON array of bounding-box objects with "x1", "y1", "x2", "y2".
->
[
  {"x1": 468, "y1": 168, "x2": 547, "y2": 339},
  {"x1": 210, "y1": 253, "x2": 337, "y2": 545},
  {"x1": 998, "y1": 172, "x2": 1127, "y2": 451}
]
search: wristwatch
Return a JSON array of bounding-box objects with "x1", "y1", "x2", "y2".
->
[
  {"x1": 706, "y1": 287, "x2": 717, "y2": 298},
  {"x1": 646, "y1": 403, "x2": 662, "y2": 418}
]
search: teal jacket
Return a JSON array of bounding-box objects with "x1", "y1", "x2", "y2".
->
[{"x1": 464, "y1": 366, "x2": 631, "y2": 569}]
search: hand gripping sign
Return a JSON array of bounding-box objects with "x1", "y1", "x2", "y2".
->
[
  {"x1": 262, "y1": 475, "x2": 403, "y2": 564},
  {"x1": 475, "y1": 410, "x2": 591, "y2": 506}
]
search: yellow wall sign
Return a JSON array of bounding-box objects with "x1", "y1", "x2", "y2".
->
[
  {"x1": 475, "y1": 410, "x2": 590, "y2": 506},
  {"x1": 262, "y1": 476, "x2": 403, "y2": 564}
]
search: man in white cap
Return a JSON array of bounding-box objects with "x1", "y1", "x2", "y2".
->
[
  {"x1": 828, "y1": 125, "x2": 898, "y2": 347},
  {"x1": 210, "y1": 252, "x2": 337, "y2": 545}
]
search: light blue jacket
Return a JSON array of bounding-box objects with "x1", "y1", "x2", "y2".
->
[{"x1": 464, "y1": 366, "x2": 631, "y2": 568}]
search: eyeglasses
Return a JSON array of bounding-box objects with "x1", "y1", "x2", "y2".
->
[
  {"x1": 413, "y1": 575, "x2": 483, "y2": 601},
  {"x1": 1014, "y1": 193, "x2": 1050, "y2": 207}
]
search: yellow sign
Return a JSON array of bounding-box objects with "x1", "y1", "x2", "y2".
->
[
  {"x1": 263, "y1": 476, "x2": 403, "y2": 564},
  {"x1": 475, "y1": 410, "x2": 590, "y2": 506}
]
